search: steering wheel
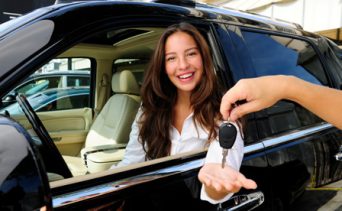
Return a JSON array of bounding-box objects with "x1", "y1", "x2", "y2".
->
[{"x1": 16, "y1": 93, "x2": 72, "y2": 179}]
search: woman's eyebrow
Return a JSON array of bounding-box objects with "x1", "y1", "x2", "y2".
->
[
  {"x1": 185, "y1": 46, "x2": 199, "y2": 52},
  {"x1": 165, "y1": 52, "x2": 176, "y2": 56},
  {"x1": 165, "y1": 46, "x2": 198, "y2": 55}
]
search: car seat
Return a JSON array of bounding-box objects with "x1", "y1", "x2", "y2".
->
[{"x1": 63, "y1": 70, "x2": 140, "y2": 176}]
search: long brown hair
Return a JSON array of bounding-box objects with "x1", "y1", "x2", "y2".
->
[{"x1": 140, "y1": 22, "x2": 223, "y2": 160}]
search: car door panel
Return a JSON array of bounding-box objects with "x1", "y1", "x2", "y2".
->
[
  {"x1": 262, "y1": 123, "x2": 342, "y2": 209},
  {"x1": 12, "y1": 108, "x2": 92, "y2": 156},
  {"x1": 50, "y1": 130, "x2": 88, "y2": 156},
  {"x1": 38, "y1": 108, "x2": 92, "y2": 131},
  {"x1": 221, "y1": 25, "x2": 342, "y2": 209},
  {"x1": 38, "y1": 108, "x2": 93, "y2": 156}
]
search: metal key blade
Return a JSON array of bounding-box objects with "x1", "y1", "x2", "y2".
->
[
  {"x1": 221, "y1": 149, "x2": 228, "y2": 168},
  {"x1": 219, "y1": 122, "x2": 237, "y2": 168}
]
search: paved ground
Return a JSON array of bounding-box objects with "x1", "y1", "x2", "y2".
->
[{"x1": 291, "y1": 180, "x2": 342, "y2": 211}]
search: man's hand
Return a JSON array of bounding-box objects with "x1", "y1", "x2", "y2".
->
[
  {"x1": 198, "y1": 163, "x2": 257, "y2": 200},
  {"x1": 220, "y1": 76, "x2": 287, "y2": 121}
]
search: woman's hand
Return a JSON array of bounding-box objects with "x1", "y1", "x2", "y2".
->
[{"x1": 198, "y1": 163, "x2": 257, "y2": 200}]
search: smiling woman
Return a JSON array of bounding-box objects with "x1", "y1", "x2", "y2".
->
[{"x1": 110, "y1": 22, "x2": 253, "y2": 205}]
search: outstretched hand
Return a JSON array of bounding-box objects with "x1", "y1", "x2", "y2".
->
[
  {"x1": 220, "y1": 76, "x2": 286, "y2": 121},
  {"x1": 198, "y1": 163, "x2": 257, "y2": 200}
]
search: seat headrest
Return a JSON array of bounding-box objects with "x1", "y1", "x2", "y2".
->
[{"x1": 112, "y1": 70, "x2": 140, "y2": 95}]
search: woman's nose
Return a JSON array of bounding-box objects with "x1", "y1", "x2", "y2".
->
[{"x1": 178, "y1": 56, "x2": 189, "y2": 70}]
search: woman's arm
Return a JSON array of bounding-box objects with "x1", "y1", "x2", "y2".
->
[{"x1": 199, "y1": 123, "x2": 256, "y2": 203}]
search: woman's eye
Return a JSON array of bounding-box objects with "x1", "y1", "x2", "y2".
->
[
  {"x1": 166, "y1": 57, "x2": 175, "y2": 62},
  {"x1": 187, "y1": 51, "x2": 197, "y2": 57}
]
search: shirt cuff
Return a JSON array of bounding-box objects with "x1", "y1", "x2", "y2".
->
[{"x1": 200, "y1": 185, "x2": 234, "y2": 204}]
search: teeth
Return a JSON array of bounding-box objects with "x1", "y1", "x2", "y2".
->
[{"x1": 179, "y1": 73, "x2": 193, "y2": 79}]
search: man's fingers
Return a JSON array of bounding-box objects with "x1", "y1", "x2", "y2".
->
[
  {"x1": 221, "y1": 88, "x2": 247, "y2": 120},
  {"x1": 220, "y1": 97, "x2": 233, "y2": 120},
  {"x1": 229, "y1": 100, "x2": 261, "y2": 121}
]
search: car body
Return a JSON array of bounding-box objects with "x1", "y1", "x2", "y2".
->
[
  {"x1": 0, "y1": 87, "x2": 89, "y2": 115},
  {"x1": 2, "y1": 70, "x2": 90, "y2": 106},
  {"x1": 0, "y1": 0, "x2": 341, "y2": 210}
]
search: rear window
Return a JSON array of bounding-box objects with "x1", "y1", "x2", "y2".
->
[{"x1": 241, "y1": 30, "x2": 326, "y2": 139}]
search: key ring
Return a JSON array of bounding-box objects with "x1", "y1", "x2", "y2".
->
[{"x1": 223, "y1": 117, "x2": 231, "y2": 124}]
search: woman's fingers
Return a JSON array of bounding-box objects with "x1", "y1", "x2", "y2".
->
[
  {"x1": 199, "y1": 163, "x2": 257, "y2": 195},
  {"x1": 236, "y1": 172, "x2": 257, "y2": 189}
]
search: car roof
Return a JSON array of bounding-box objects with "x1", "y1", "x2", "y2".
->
[
  {"x1": 0, "y1": 0, "x2": 320, "y2": 82},
  {"x1": 1, "y1": 0, "x2": 311, "y2": 38}
]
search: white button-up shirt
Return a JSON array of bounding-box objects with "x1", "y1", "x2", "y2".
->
[{"x1": 115, "y1": 110, "x2": 244, "y2": 204}]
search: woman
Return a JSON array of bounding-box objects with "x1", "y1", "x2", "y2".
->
[{"x1": 114, "y1": 22, "x2": 256, "y2": 203}]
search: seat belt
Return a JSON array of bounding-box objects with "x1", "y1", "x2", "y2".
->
[{"x1": 94, "y1": 73, "x2": 110, "y2": 119}]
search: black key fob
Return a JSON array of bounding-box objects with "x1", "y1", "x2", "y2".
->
[{"x1": 219, "y1": 122, "x2": 237, "y2": 149}]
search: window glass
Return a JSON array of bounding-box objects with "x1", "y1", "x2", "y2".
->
[
  {"x1": 67, "y1": 76, "x2": 90, "y2": 87},
  {"x1": 323, "y1": 39, "x2": 342, "y2": 85},
  {"x1": 37, "y1": 93, "x2": 89, "y2": 112},
  {"x1": 0, "y1": 58, "x2": 91, "y2": 114},
  {"x1": 241, "y1": 31, "x2": 325, "y2": 139},
  {"x1": 242, "y1": 31, "x2": 327, "y2": 85}
]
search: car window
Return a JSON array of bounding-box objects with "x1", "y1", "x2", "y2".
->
[
  {"x1": 67, "y1": 76, "x2": 90, "y2": 87},
  {"x1": 0, "y1": 58, "x2": 91, "y2": 111},
  {"x1": 56, "y1": 25, "x2": 214, "y2": 177},
  {"x1": 241, "y1": 30, "x2": 326, "y2": 139},
  {"x1": 322, "y1": 38, "x2": 342, "y2": 86},
  {"x1": 2, "y1": 23, "x2": 217, "y2": 184},
  {"x1": 37, "y1": 92, "x2": 90, "y2": 112},
  {"x1": 17, "y1": 77, "x2": 60, "y2": 96},
  {"x1": 242, "y1": 31, "x2": 327, "y2": 85}
]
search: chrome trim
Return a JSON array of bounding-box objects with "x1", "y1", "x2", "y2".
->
[
  {"x1": 262, "y1": 123, "x2": 333, "y2": 148},
  {"x1": 244, "y1": 143, "x2": 264, "y2": 154}
]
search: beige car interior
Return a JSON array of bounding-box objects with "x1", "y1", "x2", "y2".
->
[
  {"x1": 57, "y1": 28, "x2": 162, "y2": 177},
  {"x1": 14, "y1": 108, "x2": 92, "y2": 156},
  {"x1": 63, "y1": 70, "x2": 141, "y2": 176},
  {"x1": 5, "y1": 27, "x2": 166, "y2": 180}
]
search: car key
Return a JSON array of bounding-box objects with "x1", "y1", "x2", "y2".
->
[{"x1": 219, "y1": 120, "x2": 237, "y2": 168}]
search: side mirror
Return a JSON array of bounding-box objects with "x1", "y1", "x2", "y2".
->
[
  {"x1": 2, "y1": 92, "x2": 17, "y2": 106},
  {"x1": 0, "y1": 115, "x2": 52, "y2": 210}
]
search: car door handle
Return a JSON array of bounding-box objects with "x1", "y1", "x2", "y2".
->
[
  {"x1": 335, "y1": 145, "x2": 342, "y2": 161},
  {"x1": 219, "y1": 191, "x2": 264, "y2": 211}
]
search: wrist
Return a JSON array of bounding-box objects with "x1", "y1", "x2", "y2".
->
[{"x1": 278, "y1": 75, "x2": 297, "y2": 101}]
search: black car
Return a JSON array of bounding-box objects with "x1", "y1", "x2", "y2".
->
[
  {"x1": 2, "y1": 69, "x2": 90, "y2": 106},
  {"x1": 0, "y1": 0, "x2": 342, "y2": 210},
  {"x1": 0, "y1": 87, "x2": 90, "y2": 114}
]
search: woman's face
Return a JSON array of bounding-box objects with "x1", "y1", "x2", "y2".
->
[{"x1": 164, "y1": 31, "x2": 203, "y2": 95}]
